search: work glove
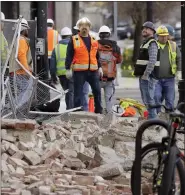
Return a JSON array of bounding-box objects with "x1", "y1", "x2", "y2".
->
[
  {"x1": 66, "y1": 69, "x2": 73, "y2": 79},
  {"x1": 141, "y1": 74, "x2": 149, "y2": 81},
  {"x1": 98, "y1": 67, "x2": 103, "y2": 78},
  {"x1": 176, "y1": 71, "x2": 182, "y2": 81}
]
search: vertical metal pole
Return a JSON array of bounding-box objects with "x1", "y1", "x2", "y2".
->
[
  {"x1": 147, "y1": 1, "x2": 153, "y2": 22},
  {"x1": 36, "y1": 2, "x2": 48, "y2": 80},
  {"x1": 113, "y1": 2, "x2": 118, "y2": 40}
]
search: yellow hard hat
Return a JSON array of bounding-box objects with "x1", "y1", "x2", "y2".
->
[{"x1": 156, "y1": 25, "x2": 169, "y2": 36}]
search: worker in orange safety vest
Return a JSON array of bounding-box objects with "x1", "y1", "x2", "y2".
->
[
  {"x1": 65, "y1": 17, "x2": 103, "y2": 113},
  {"x1": 47, "y1": 18, "x2": 61, "y2": 70}
]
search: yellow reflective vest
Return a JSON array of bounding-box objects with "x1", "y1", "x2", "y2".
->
[{"x1": 1, "y1": 31, "x2": 8, "y2": 66}]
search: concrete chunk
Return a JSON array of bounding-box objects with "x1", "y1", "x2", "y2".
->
[
  {"x1": 7, "y1": 157, "x2": 28, "y2": 168},
  {"x1": 23, "y1": 151, "x2": 41, "y2": 165},
  {"x1": 1, "y1": 160, "x2": 9, "y2": 172},
  {"x1": 15, "y1": 166, "x2": 25, "y2": 177},
  {"x1": 18, "y1": 141, "x2": 30, "y2": 151},
  {"x1": 12, "y1": 150, "x2": 24, "y2": 159},
  {"x1": 41, "y1": 147, "x2": 61, "y2": 161},
  {"x1": 8, "y1": 143, "x2": 19, "y2": 155},
  {"x1": 2, "y1": 153, "x2": 10, "y2": 161},
  {"x1": 21, "y1": 190, "x2": 32, "y2": 195}
]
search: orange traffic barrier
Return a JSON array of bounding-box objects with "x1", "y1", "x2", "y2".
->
[{"x1": 88, "y1": 95, "x2": 94, "y2": 112}]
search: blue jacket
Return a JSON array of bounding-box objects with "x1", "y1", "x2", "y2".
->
[{"x1": 50, "y1": 38, "x2": 70, "y2": 80}]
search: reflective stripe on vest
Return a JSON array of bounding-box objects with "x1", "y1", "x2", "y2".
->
[
  {"x1": 136, "y1": 39, "x2": 160, "y2": 67},
  {"x1": 55, "y1": 44, "x2": 67, "y2": 76},
  {"x1": 168, "y1": 40, "x2": 177, "y2": 74},
  {"x1": 136, "y1": 60, "x2": 160, "y2": 66},
  {"x1": 72, "y1": 34, "x2": 98, "y2": 71},
  {"x1": 48, "y1": 29, "x2": 58, "y2": 57}
]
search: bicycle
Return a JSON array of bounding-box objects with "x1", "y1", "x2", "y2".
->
[{"x1": 131, "y1": 102, "x2": 185, "y2": 195}]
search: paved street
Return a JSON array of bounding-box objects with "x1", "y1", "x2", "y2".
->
[{"x1": 113, "y1": 77, "x2": 179, "y2": 105}]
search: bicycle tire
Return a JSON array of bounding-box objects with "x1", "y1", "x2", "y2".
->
[
  {"x1": 159, "y1": 145, "x2": 185, "y2": 195},
  {"x1": 131, "y1": 142, "x2": 185, "y2": 195}
]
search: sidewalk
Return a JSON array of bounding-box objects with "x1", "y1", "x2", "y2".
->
[{"x1": 115, "y1": 77, "x2": 139, "y2": 90}]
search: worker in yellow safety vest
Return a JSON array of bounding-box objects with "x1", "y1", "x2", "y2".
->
[
  {"x1": 1, "y1": 12, "x2": 9, "y2": 69},
  {"x1": 50, "y1": 27, "x2": 74, "y2": 110},
  {"x1": 47, "y1": 18, "x2": 61, "y2": 69},
  {"x1": 154, "y1": 25, "x2": 181, "y2": 114}
]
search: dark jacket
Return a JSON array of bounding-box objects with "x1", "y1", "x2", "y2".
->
[{"x1": 50, "y1": 38, "x2": 70, "y2": 80}]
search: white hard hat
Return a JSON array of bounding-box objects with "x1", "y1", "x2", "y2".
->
[
  {"x1": 61, "y1": 27, "x2": 72, "y2": 36},
  {"x1": 1, "y1": 12, "x2": 5, "y2": 20},
  {"x1": 99, "y1": 25, "x2": 111, "y2": 34},
  {"x1": 20, "y1": 18, "x2": 30, "y2": 31},
  {"x1": 73, "y1": 26, "x2": 79, "y2": 30},
  {"x1": 112, "y1": 104, "x2": 125, "y2": 117},
  {"x1": 47, "y1": 18, "x2": 54, "y2": 24},
  {"x1": 76, "y1": 17, "x2": 92, "y2": 28}
]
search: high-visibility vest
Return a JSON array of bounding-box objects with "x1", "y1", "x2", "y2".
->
[
  {"x1": 168, "y1": 40, "x2": 177, "y2": 75},
  {"x1": 134, "y1": 38, "x2": 160, "y2": 77},
  {"x1": 1, "y1": 31, "x2": 8, "y2": 66},
  {"x1": 55, "y1": 44, "x2": 67, "y2": 76},
  {"x1": 9, "y1": 36, "x2": 33, "y2": 75},
  {"x1": 48, "y1": 29, "x2": 58, "y2": 58},
  {"x1": 72, "y1": 34, "x2": 98, "y2": 71},
  {"x1": 158, "y1": 40, "x2": 177, "y2": 75},
  {"x1": 98, "y1": 43, "x2": 117, "y2": 81}
]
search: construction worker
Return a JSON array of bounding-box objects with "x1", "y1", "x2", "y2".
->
[
  {"x1": 1, "y1": 12, "x2": 8, "y2": 68},
  {"x1": 50, "y1": 27, "x2": 74, "y2": 110},
  {"x1": 9, "y1": 18, "x2": 33, "y2": 105},
  {"x1": 47, "y1": 19, "x2": 61, "y2": 69},
  {"x1": 65, "y1": 17, "x2": 103, "y2": 113},
  {"x1": 72, "y1": 24, "x2": 90, "y2": 111},
  {"x1": 154, "y1": 25, "x2": 181, "y2": 113},
  {"x1": 134, "y1": 21, "x2": 160, "y2": 119},
  {"x1": 165, "y1": 24, "x2": 175, "y2": 41},
  {"x1": 98, "y1": 25, "x2": 122, "y2": 113}
]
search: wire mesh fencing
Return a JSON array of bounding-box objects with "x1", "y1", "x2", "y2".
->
[{"x1": 1, "y1": 16, "x2": 78, "y2": 121}]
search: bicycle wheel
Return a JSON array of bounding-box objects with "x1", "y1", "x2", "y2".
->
[
  {"x1": 131, "y1": 142, "x2": 185, "y2": 195},
  {"x1": 159, "y1": 145, "x2": 185, "y2": 195}
]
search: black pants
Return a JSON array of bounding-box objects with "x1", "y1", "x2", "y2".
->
[
  {"x1": 73, "y1": 70, "x2": 102, "y2": 114},
  {"x1": 58, "y1": 75, "x2": 74, "y2": 110}
]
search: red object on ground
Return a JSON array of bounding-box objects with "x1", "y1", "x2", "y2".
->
[
  {"x1": 88, "y1": 97, "x2": 95, "y2": 112},
  {"x1": 144, "y1": 110, "x2": 148, "y2": 118}
]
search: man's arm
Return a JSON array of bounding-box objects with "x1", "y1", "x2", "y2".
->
[
  {"x1": 176, "y1": 45, "x2": 181, "y2": 71},
  {"x1": 143, "y1": 41, "x2": 158, "y2": 79},
  {"x1": 50, "y1": 48, "x2": 57, "y2": 82},
  {"x1": 65, "y1": 37, "x2": 74, "y2": 70},
  {"x1": 58, "y1": 33, "x2": 61, "y2": 42},
  {"x1": 96, "y1": 52, "x2": 101, "y2": 68},
  {"x1": 113, "y1": 45, "x2": 122, "y2": 64}
]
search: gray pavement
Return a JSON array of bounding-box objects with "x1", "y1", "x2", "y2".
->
[{"x1": 114, "y1": 77, "x2": 179, "y2": 105}]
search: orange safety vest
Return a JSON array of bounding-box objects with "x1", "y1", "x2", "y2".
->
[
  {"x1": 47, "y1": 29, "x2": 58, "y2": 57},
  {"x1": 72, "y1": 34, "x2": 98, "y2": 71},
  {"x1": 98, "y1": 43, "x2": 117, "y2": 81}
]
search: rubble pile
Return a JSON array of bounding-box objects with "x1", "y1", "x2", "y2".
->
[{"x1": 1, "y1": 112, "x2": 184, "y2": 195}]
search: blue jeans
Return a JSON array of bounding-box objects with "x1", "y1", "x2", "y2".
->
[
  {"x1": 82, "y1": 82, "x2": 89, "y2": 111},
  {"x1": 139, "y1": 77, "x2": 157, "y2": 119},
  {"x1": 73, "y1": 70, "x2": 102, "y2": 114},
  {"x1": 154, "y1": 77, "x2": 175, "y2": 113}
]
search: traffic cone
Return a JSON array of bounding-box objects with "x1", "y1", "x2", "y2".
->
[{"x1": 88, "y1": 94, "x2": 94, "y2": 112}]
